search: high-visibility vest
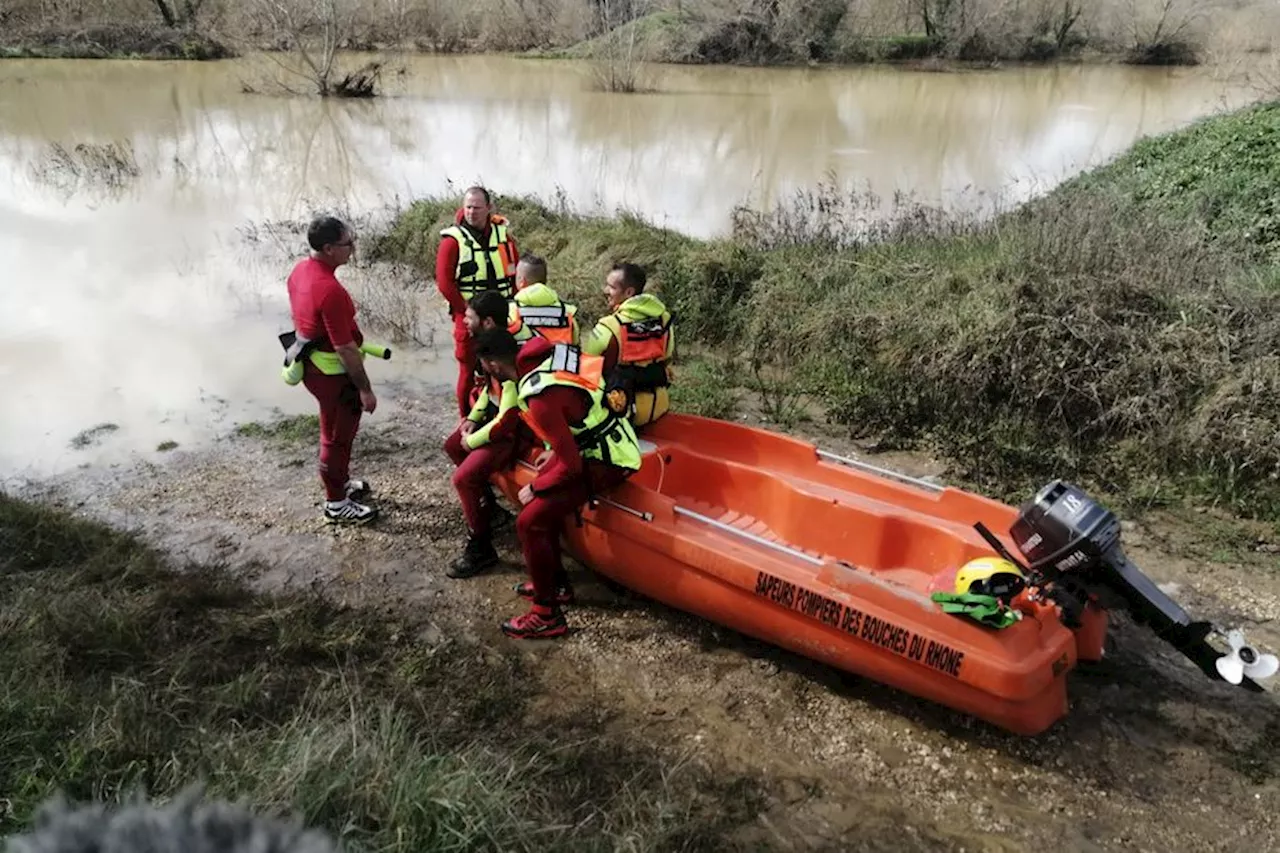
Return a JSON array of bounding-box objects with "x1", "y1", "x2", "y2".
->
[
  {"x1": 439, "y1": 216, "x2": 517, "y2": 299},
  {"x1": 516, "y1": 344, "x2": 642, "y2": 471},
  {"x1": 509, "y1": 300, "x2": 578, "y2": 346}
]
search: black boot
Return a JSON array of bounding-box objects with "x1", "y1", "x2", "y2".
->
[{"x1": 448, "y1": 534, "x2": 499, "y2": 579}]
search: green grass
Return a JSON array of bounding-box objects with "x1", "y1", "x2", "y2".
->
[
  {"x1": 669, "y1": 352, "x2": 738, "y2": 420},
  {"x1": 236, "y1": 414, "x2": 321, "y2": 444},
  {"x1": 0, "y1": 493, "x2": 764, "y2": 847},
  {"x1": 373, "y1": 101, "x2": 1280, "y2": 521},
  {"x1": 1059, "y1": 100, "x2": 1280, "y2": 264},
  {"x1": 70, "y1": 423, "x2": 119, "y2": 449}
]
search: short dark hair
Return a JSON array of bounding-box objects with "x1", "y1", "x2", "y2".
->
[
  {"x1": 518, "y1": 254, "x2": 548, "y2": 284},
  {"x1": 611, "y1": 262, "x2": 647, "y2": 294},
  {"x1": 469, "y1": 290, "x2": 509, "y2": 325},
  {"x1": 474, "y1": 327, "x2": 519, "y2": 364},
  {"x1": 463, "y1": 185, "x2": 491, "y2": 204},
  {"x1": 307, "y1": 216, "x2": 347, "y2": 252}
]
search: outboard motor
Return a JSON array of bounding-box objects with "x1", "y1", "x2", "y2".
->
[{"x1": 986, "y1": 480, "x2": 1275, "y2": 692}]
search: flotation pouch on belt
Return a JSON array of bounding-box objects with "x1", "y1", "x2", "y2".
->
[{"x1": 278, "y1": 331, "x2": 391, "y2": 385}]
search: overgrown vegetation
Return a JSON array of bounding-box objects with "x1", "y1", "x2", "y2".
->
[
  {"x1": 0, "y1": 493, "x2": 764, "y2": 846},
  {"x1": 0, "y1": 21, "x2": 230, "y2": 60},
  {"x1": 69, "y1": 423, "x2": 120, "y2": 450},
  {"x1": 669, "y1": 352, "x2": 740, "y2": 420},
  {"x1": 372, "y1": 100, "x2": 1280, "y2": 520},
  {"x1": 235, "y1": 414, "x2": 320, "y2": 444},
  {"x1": 30, "y1": 142, "x2": 141, "y2": 201},
  {"x1": 0, "y1": 0, "x2": 1268, "y2": 67}
]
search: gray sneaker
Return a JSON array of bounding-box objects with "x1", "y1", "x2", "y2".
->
[{"x1": 324, "y1": 498, "x2": 378, "y2": 525}]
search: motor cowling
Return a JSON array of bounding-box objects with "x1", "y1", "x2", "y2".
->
[{"x1": 1009, "y1": 480, "x2": 1118, "y2": 578}]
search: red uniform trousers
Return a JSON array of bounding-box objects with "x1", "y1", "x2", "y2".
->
[
  {"x1": 302, "y1": 367, "x2": 363, "y2": 501},
  {"x1": 444, "y1": 425, "x2": 518, "y2": 537},
  {"x1": 516, "y1": 461, "x2": 632, "y2": 603},
  {"x1": 452, "y1": 315, "x2": 480, "y2": 418}
]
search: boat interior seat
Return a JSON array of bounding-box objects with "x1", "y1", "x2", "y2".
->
[
  {"x1": 637, "y1": 443, "x2": 997, "y2": 578},
  {"x1": 772, "y1": 471, "x2": 998, "y2": 553}
]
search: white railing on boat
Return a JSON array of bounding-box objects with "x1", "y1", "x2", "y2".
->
[{"x1": 815, "y1": 449, "x2": 944, "y2": 494}]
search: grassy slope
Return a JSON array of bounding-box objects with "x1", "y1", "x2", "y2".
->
[
  {"x1": 0, "y1": 493, "x2": 761, "y2": 848},
  {"x1": 373, "y1": 101, "x2": 1280, "y2": 520}
]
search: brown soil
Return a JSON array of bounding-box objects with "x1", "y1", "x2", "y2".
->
[{"x1": 32, "y1": 384, "x2": 1280, "y2": 852}]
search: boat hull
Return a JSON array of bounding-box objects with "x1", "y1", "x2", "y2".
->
[{"x1": 492, "y1": 414, "x2": 1106, "y2": 736}]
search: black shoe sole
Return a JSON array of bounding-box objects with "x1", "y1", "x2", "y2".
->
[{"x1": 446, "y1": 554, "x2": 500, "y2": 579}]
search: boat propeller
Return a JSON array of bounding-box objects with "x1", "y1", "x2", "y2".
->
[{"x1": 1214, "y1": 628, "x2": 1280, "y2": 686}]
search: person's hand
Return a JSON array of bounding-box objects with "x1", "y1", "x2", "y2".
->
[
  {"x1": 518, "y1": 484, "x2": 536, "y2": 506},
  {"x1": 533, "y1": 449, "x2": 554, "y2": 470},
  {"x1": 460, "y1": 420, "x2": 476, "y2": 436},
  {"x1": 359, "y1": 389, "x2": 377, "y2": 413}
]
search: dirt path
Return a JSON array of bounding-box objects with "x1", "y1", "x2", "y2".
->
[{"x1": 31, "y1": 383, "x2": 1280, "y2": 852}]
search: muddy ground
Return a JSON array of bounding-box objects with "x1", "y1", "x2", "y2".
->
[{"x1": 28, "y1": 378, "x2": 1280, "y2": 853}]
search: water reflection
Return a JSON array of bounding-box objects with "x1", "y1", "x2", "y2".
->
[{"x1": 0, "y1": 54, "x2": 1258, "y2": 478}]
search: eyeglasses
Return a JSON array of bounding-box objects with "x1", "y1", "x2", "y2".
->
[{"x1": 333, "y1": 239, "x2": 356, "y2": 248}]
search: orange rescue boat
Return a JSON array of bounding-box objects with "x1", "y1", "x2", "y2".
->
[{"x1": 491, "y1": 413, "x2": 1274, "y2": 736}]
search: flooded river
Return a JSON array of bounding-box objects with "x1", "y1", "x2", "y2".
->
[{"x1": 0, "y1": 54, "x2": 1260, "y2": 480}]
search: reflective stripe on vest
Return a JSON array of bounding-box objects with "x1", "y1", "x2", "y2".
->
[
  {"x1": 510, "y1": 303, "x2": 576, "y2": 345},
  {"x1": 517, "y1": 344, "x2": 642, "y2": 471},
  {"x1": 440, "y1": 221, "x2": 516, "y2": 299}
]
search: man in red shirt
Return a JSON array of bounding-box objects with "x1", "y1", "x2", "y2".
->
[
  {"x1": 286, "y1": 216, "x2": 378, "y2": 524},
  {"x1": 436, "y1": 186, "x2": 519, "y2": 418},
  {"x1": 474, "y1": 329, "x2": 643, "y2": 639}
]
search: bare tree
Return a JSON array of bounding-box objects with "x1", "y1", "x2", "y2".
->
[
  {"x1": 151, "y1": 0, "x2": 210, "y2": 28},
  {"x1": 915, "y1": 0, "x2": 964, "y2": 40},
  {"x1": 1124, "y1": 0, "x2": 1202, "y2": 63},
  {"x1": 589, "y1": 0, "x2": 650, "y2": 92},
  {"x1": 1048, "y1": 0, "x2": 1084, "y2": 49},
  {"x1": 245, "y1": 0, "x2": 381, "y2": 96}
]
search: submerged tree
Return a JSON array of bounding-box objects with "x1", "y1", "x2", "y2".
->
[{"x1": 245, "y1": 0, "x2": 382, "y2": 97}]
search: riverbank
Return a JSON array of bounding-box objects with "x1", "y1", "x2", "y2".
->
[
  {"x1": 0, "y1": 23, "x2": 230, "y2": 61},
  {"x1": 2, "y1": 0, "x2": 1277, "y2": 68},
  {"x1": 372, "y1": 98, "x2": 1280, "y2": 522},
  {"x1": 7, "y1": 381, "x2": 1278, "y2": 849}
]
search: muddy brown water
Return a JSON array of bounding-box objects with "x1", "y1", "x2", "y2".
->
[{"x1": 0, "y1": 53, "x2": 1261, "y2": 480}]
